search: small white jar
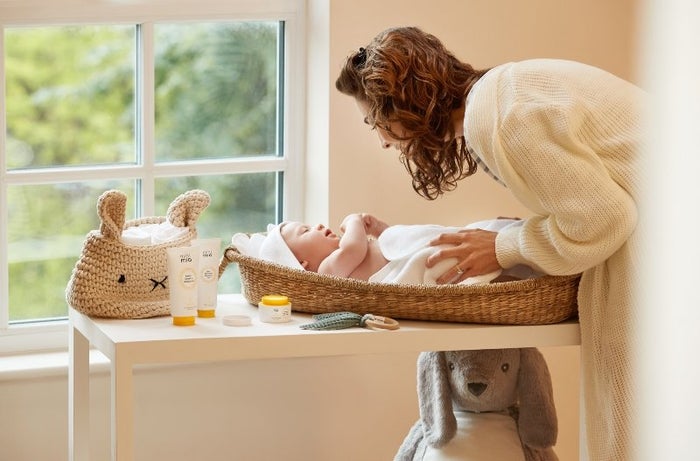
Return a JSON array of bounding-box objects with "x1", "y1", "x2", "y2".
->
[{"x1": 258, "y1": 295, "x2": 292, "y2": 323}]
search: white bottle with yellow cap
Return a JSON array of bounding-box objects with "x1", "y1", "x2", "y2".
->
[{"x1": 166, "y1": 245, "x2": 200, "y2": 326}]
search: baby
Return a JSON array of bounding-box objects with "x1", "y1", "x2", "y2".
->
[
  {"x1": 236, "y1": 214, "x2": 539, "y2": 285},
  {"x1": 280, "y1": 213, "x2": 389, "y2": 280}
]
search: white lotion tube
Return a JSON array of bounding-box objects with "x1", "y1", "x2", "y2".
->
[
  {"x1": 191, "y1": 238, "x2": 221, "y2": 318},
  {"x1": 166, "y1": 245, "x2": 200, "y2": 326}
]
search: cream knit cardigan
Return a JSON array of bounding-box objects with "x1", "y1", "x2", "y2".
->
[{"x1": 465, "y1": 59, "x2": 645, "y2": 461}]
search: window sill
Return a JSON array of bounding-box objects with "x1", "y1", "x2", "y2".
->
[
  {"x1": 0, "y1": 319, "x2": 69, "y2": 355},
  {"x1": 0, "y1": 349, "x2": 110, "y2": 382}
]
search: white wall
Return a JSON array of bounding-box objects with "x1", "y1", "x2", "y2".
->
[
  {"x1": 0, "y1": 1, "x2": 639, "y2": 460},
  {"x1": 2, "y1": 355, "x2": 420, "y2": 461},
  {"x1": 637, "y1": 0, "x2": 700, "y2": 459},
  {"x1": 1, "y1": 346, "x2": 581, "y2": 461}
]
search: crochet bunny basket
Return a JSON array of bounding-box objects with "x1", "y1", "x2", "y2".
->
[
  {"x1": 66, "y1": 189, "x2": 210, "y2": 319},
  {"x1": 395, "y1": 348, "x2": 558, "y2": 461}
]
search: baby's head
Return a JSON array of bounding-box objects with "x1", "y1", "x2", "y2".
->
[
  {"x1": 280, "y1": 222, "x2": 340, "y2": 272},
  {"x1": 258, "y1": 221, "x2": 340, "y2": 272}
]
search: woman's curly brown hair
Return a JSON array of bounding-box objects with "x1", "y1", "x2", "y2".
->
[{"x1": 335, "y1": 27, "x2": 489, "y2": 200}]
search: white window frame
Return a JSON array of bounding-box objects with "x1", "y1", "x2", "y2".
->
[{"x1": 0, "y1": 0, "x2": 306, "y2": 354}]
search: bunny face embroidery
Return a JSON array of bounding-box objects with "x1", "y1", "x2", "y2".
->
[{"x1": 66, "y1": 189, "x2": 210, "y2": 319}]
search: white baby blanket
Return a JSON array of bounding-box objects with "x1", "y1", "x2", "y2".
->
[{"x1": 368, "y1": 219, "x2": 538, "y2": 285}]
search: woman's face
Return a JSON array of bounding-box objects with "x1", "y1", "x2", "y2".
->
[
  {"x1": 280, "y1": 221, "x2": 340, "y2": 271},
  {"x1": 355, "y1": 99, "x2": 406, "y2": 151}
]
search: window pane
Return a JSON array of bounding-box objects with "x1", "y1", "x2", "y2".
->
[
  {"x1": 8, "y1": 181, "x2": 136, "y2": 322},
  {"x1": 2, "y1": 17, "x2": 290, "y2": 329},
  {"x1": 154, "y1": 22, "x2": 280, "y2": 161},
  {"x1": 154, "y1": 173, "x2": 278, "y2": 293},
  {"x1": 4, "y1": 25, "x2": 136, "y2": 169}
]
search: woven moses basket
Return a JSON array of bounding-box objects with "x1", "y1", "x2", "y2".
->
[
  {"x1": 66, "y1": 189, "x2": 210, "y2": 319},
  {"x1": 218, "y1": 245, "x2": 580, "y2": 325}
]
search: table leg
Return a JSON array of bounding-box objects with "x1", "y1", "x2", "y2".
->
[
  {"x1": 68, "y1": 323, "x2": 90, "y2": 461},
  {"x1": 111, "y1": 353, "x2": 134, "y2": 461}
]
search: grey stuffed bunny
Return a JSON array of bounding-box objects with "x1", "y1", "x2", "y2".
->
[{"x1": 395, "y1": 348, "x2": 558, "y2": 461}]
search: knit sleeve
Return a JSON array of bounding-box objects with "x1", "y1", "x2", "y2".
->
[{"x1": 493, "y1": 101, "x2": 638, "y2": 275}]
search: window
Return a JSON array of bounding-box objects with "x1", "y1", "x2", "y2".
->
[{"x1": 0, "y1": 0, "x2": 305, "y2": 352}]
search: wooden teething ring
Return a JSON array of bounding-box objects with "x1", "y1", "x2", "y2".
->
[{"x1": 362, "y1": 314, "x2": 400, "y2": 331}]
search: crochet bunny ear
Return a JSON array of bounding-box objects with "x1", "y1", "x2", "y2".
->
[
  {"x1": 97, "y1": 190, "x2": 127, "y2": 239},
  {"x1": 166, "y1": 189, "x2": 211, "y2": 228}
]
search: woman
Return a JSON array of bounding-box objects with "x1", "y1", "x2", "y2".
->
[{"x1": 336, "y1": 26, "x2": 644, "y2": 461}]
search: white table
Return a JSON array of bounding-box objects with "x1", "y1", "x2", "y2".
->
[{"x1": 68, "y1": 293, "x2": 581, "y2": 461}]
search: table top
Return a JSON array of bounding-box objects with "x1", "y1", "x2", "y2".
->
[{"x1": 70, "y1": 294, "x2": 581, "y2": 365}]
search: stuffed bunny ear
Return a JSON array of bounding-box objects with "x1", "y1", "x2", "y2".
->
[
  {"x1": 167, "y1": 189, "x2": 210, "y2": 228},
  {"x1": 393, "y1": 420, "x2": 425, "y2": 461},
  {"x1": 417, "y1": 351, "x2": 457, "y2": 447},
  {"x1": 97, "y1": 190, "x2": 127, "y2": 239},
  {"x1": 517, "y1": 347, "x2": 558, "y2": 449}
]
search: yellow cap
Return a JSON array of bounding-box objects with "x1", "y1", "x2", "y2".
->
[
  {"x1": 172, "y1": 316, "x2": 196, "y2": 326},
  {"x1": 260, "y1": 295, "x2": 290, "y2": 306},
  {"x1": 198, "y1": 309, "x2": 216, "y2": 318}
]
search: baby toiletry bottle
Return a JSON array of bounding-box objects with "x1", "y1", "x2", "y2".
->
[
  {"x1": 191, "y1": 238, "x2": 221, "y2": 318},
  {"x1": 166, "y1": 245, "x2": 200, "y2": 326}
]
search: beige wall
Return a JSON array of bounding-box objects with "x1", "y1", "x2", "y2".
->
[
  {"x1": 323, "y1": 0, "x2": 639, "y2": 228},
  {"x1": 318, "y1": 1, "x2": 639, "y2": 460}
]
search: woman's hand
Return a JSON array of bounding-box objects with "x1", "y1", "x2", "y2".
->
[{"x1": 425, "y1": 229, "x2": 501, "y2": 284}]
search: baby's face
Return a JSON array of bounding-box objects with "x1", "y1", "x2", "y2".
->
[{"x1": 281, "y1": 221, "x2": 340, "y2": 271}]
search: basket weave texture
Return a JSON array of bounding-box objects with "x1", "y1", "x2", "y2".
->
[
  {"x1": 66, "y1": 189, "x2": 210, "y2": 319},
  {"x1": 219, "y1": 246, "x2": 580, "y2": 325}
]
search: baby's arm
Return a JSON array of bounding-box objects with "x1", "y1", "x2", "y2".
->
[
  {"x1": 361, "y1": 213, "x2": 389, "y2": 238},
  {"x1": 317, "y1": 214, "x2": 370, "y2": 277}
]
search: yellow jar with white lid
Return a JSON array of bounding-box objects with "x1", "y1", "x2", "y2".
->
[{"x1": 258, "y1": 295, "x2": 292, "y2": 323}]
